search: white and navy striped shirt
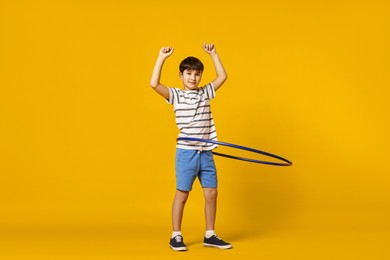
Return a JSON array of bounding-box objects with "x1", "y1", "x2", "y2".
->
[{"x1": 167, "y1": 83, "x2": 217, "y2": 150}]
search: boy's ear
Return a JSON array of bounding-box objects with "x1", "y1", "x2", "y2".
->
[{"x1": 179, "y1": 72, "x2": 183, "y2": 79}]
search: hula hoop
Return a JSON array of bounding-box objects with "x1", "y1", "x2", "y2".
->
[{"x1": 177, "y1": 137, "x2": 292, "y2": 166}]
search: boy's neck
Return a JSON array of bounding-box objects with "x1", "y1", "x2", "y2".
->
[{"x1": 183, "y1": 87, "x2": 199, "y2": 92}]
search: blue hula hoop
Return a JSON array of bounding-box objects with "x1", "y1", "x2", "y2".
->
[{"x1": 177, "y1": 137, "x2": 293, "y2": 166}]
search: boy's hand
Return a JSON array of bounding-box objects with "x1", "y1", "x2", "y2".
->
[
  {"x1": 202, "y1": 43, "x2": 216, "y2": 54},
  {"x1": 159, "y1": 46, "x2": 174, "y2": 59}
]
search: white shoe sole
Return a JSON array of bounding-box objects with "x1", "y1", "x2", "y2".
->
[
  {"x1": 204, "y1": 243, "x2": 232, "y2": 249},
  {"x1": 169, "y1": 245, "x2": 187, "y2": 251}
]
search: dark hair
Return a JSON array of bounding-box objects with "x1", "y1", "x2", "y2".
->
[{"x1": 179, "y1": 56, "x2": 204, "y2": 73}]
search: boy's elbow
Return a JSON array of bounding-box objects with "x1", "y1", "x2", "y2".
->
[
  {"x1": 150, "y1": 81, "x2": 158, "y2": 88},
  {"x1": 222, "y1": 74, "x2": 228, "y2": 83}
]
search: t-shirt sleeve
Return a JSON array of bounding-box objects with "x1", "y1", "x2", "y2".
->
[
  {"x1": 166, "y1": 87, "x2": 178, "y2": 105},
  {"x1": 203, "y1": 82, "x2": 216, "y2": 100}
]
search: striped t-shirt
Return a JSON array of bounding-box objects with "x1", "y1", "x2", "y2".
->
[{"x1": 167, "y1": 83, "x2": 217, "y2": 150}]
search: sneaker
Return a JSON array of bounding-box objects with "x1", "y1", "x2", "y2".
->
[
  {"x1": 204, "y1": 235, "x2": 232, "y2": 249},
  {"x1": 169, "y1": 235, "x2": 187, "y2": 251}
]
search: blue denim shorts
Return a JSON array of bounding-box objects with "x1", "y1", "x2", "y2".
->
[{"x1": 175, "y1": 148, "x2": 217, "y2": 191}]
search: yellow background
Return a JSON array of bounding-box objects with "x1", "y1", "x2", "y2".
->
[{"x1": 1, "y1": 0, "x2": 389, "y2": 259}]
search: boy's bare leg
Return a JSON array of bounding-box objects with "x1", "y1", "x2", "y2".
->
[
  {"x1": 203, "y1": 188, "x2": 218, "y2": 230},
  {"x1": 202, "y1": 187, "x2": 232, "y2": 249},
  {"x1": 172, "y1": 189, "x2": 190, "y2": 231}
]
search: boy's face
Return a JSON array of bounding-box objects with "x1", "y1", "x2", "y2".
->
[{"x1": 180, "y1": 69, "x2": 202, "y2": 91}]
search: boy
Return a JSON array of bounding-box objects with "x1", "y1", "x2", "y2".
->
[{"x1": 150, "y1": 43, "x2": 232, "y2": 251}]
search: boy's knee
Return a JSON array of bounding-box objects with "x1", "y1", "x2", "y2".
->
[
  {"x1": 175, "y1": 189, "x2": 190, "y2": 203},
  {"x1": 204, "y1": 188, "x2": 218, "y2": 200}
]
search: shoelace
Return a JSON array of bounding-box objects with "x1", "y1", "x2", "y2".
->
[
  {"x1": 174, "y1": 236, "x2": 183, "y2": 243},
  {"x1": 210, "y1": 235, "x2": 222, "y2": 240}
]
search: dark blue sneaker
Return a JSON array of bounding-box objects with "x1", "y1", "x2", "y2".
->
[
  {"x1": 204, "y1": 235, "x2": 232, "y2": 249},
  {"x1": 169, "y1": 235, "x2": 187, "y2": 251}
]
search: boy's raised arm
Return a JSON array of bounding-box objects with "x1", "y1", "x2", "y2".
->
[
  {"x1": 150, "y1": 46, "x2": 174, "y2": 99},
  {"x1": 202, "y1": 43, "x2": 227, "y2": 91}
]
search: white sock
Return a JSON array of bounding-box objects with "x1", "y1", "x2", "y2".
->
[
  {"x1": 205, "y1": 230, "x2": 215, "y2": 239},
  {"x1": 172, "y1": 231, "x2": 182, "y2": 238}
]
